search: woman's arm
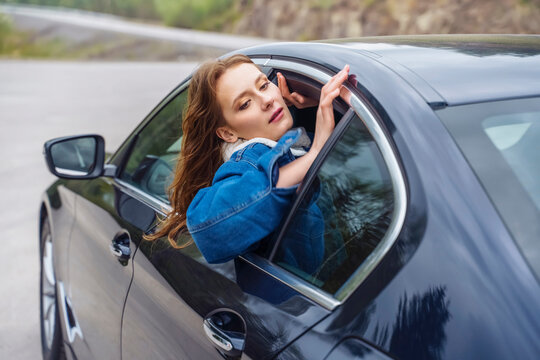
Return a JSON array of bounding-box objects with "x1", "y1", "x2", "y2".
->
[
  {"x1": 187, "y1": 134, "x2": 304, "y2": 264},
  {"x1": 276, "y1": 65, "x2": 350, "y2": 188}
]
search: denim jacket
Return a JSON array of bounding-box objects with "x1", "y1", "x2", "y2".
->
[{"x1": 186, "y1": 128, "x2": 324, "y2": 269}]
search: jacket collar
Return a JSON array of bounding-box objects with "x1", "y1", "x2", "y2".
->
[{"x1": 221, "y1": 127, "x2": 310, "y2": 161}]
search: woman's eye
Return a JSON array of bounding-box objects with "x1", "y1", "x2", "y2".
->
[
  {"x1": 239, "y1": 100, "x2": 250, "y2": 110},
  {"x1": 260, "y1": 81, "x2": 270, "y2": 90}
]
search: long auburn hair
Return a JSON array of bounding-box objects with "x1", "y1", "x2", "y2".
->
[{"x1": 144, "y1": 54, "x2": 254, "y2": 247}]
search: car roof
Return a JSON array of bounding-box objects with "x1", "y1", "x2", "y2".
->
[{"x1": 241, "y1": 35, "x2": 540, "y2": 106}]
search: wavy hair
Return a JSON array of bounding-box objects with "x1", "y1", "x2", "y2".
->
[{"x1": 144, "y1": 54, "x2": 254, "y2": 247}]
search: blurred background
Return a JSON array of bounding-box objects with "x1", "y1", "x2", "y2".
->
[
  {"x1": 1, "y1": 0, "x2": 540, "y2": 61},
  {"x1": 0, "y1": 0, "x2": 539, "y2": 359}
]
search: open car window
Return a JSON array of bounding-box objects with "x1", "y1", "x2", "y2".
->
[
  {"x1": 246, "y1": 57, "x2": 407, "y2": 309},
  {"x1": 268, "y1": 69, "x2": 349, "y2": 132}
]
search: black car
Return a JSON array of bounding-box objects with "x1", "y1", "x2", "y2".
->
[{"x1": 40, "y1": 35, "x2": 540, "y2": 360}]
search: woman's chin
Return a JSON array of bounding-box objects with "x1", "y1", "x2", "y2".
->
[{"x1": 273, "y1": 121, "x2": 294, "y2": 140}]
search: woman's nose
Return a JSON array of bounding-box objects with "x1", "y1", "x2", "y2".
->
[{"x1": 261, "y1": 93, "x2": 273, "y2": 109}]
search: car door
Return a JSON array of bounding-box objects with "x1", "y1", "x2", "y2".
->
[
  {"x1": 118, "y1": 62, "x2": 356, "y2": 359},
  {"x1": 64, "y1": 178, "x2": 153, "y2": 359},
  {"x1": 118, "y1": 58, "x2": 404, "y2": 359},
  {"x1": 61, "y1": 83, "x2": 186, "y2": 359}
]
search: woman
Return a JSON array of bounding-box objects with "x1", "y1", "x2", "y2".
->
[{"x1": 146, "y1": 54, "x2": 349, "y2": 264}]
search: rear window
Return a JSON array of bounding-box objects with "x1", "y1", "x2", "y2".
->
[{"x1": 437, "y1": 97, "x2": 540, "y2": 279}]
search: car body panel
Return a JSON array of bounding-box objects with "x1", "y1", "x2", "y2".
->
[
  {"x1": 64, "y1": 178, "x2": 138, "y2": 359},
  {"x1": 42, "y1": 177, "x2": 154, "y2": 358},
  {"x1": 343, "y1": 48, "x2": 540, "y2": 359},
  {"x1": 241, "y1": 35, "x2": 540, "y2": 106},
  {"x1": 122, "y1": 215, "x2": 331, "y2": 359},
  {"x1": 283, "y1": 49, "x2": 539, "y2": 359}
]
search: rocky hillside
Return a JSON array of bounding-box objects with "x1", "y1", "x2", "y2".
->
[{"x1": 230, "y1": 0, "x2": 540, "y2": 40}]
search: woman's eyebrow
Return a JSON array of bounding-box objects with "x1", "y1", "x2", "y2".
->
[{"x1": 232, "y1": 73, "x2": 267, "y2": 107}]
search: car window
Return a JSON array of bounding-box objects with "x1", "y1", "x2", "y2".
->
[
  {"x1": 120, "y1": 90, "x2": 187, "y2": 203},
  {"x1": 272, "y1": 114, "x2": 394, "y2": 295},
  {"x1": 437, "y1": 97, "x2": 540, "y2": 279}
]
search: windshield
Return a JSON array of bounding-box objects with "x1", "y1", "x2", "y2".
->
[{"x1": 437, "y1": 97, "x2": 540, "y2": 279}]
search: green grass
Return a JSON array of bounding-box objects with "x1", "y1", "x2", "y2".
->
[
  {"x1": 309, "y1": 0, "x2": 335, "y2": 10},
  {"x1": 0, "y1": 14, "x2": 70, "y2": 58},
  {"x1": 154, "y1": 0, "x2": 236, "y2": 29}
]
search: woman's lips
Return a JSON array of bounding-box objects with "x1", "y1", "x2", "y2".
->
[{"x1": 269, "y1": 107, "x2": 283, "y2": 123}]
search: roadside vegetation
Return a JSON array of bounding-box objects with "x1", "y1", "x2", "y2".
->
[
  {"x1": 0, "y1": 0, "x2": 243, "y2": 32},
  {"x1": 0, "y1": 13, "x2": 68, "y2": 58},
  {"x1": 1, "y1": 0, "x2": 539, "y2": 41}
]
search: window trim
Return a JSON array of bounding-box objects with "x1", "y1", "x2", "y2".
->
[
  {"x1": 253, "y1": 58, "x2": 408, "y2": 307},
  {"x1": 240, "y1": 253, "x2": 341, "y2": 309}
]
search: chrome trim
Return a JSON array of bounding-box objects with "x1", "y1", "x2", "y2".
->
[
  {"x1": 114, "y1": 178, "x2": 170, "y2": 216},
  {"x1": 55, "y1": 167, "x2": 87, "y2": 176},
  {"x1": 252, "y1": 58, "x2": 408, "y2": 304},
  {"x1": 57, "y1": 281, "x2": 83, "y2": 343},
  {"x1": 41, "y1": 234, "x2": 56, "y2": 349},
  {"x1": 241, "y1": 253, "x2": 340, "y2": 310},
  {"x1": 203, "y1": 319, "x2": 233, "y2": 352},
  {"x1": 253, "y1": 58, "x2": 332, "y2": 84},
  {"x1": 334, "y1": 97, "x2": 408, "y2": 302}
]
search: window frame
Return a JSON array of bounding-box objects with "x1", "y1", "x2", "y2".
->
[
  {"x1": 113, "y1": 81, "x2": 191, "y2": 214},
  {"x1": 240, "y1": 58, "x2": 407, "y2": 310},
  {"x1": 111, "y1": 57, "x2": 407, "y2": 311}
]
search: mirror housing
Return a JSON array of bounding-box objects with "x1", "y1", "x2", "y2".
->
[{"x1": 43, "y1": 135, "x2": 105, "y2": 179}]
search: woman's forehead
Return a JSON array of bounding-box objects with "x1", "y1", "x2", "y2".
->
[{"x1": 218, "y1": 63, "x2": 263, "y2": 97}]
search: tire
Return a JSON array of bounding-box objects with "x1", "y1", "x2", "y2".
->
[{"x1": 40, "y1": 217, "x2": 66, "y2": 360}]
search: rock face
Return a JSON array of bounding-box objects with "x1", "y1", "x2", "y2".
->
[{"x1": 230, "y1": 0, "x2": 540, "y2": 40}]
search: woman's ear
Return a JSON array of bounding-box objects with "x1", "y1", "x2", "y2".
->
[{"x1": 216, "y1": 126, "x2": 239, "y2": 143}]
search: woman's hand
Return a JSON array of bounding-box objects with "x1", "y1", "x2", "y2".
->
[
  {"x1": 311, "y1": 64, "x2": 350, "y2": 152},
  {"x1": 275, "y1": 65, "x2": 350, "y2": 188},
  {"x1": 277, "y1": 72, "x2": 319, "y2": 109}
]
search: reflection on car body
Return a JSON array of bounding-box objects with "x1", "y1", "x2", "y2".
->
[{"x1": 39, "y1": 35, "x2": 540, "y2": 360}]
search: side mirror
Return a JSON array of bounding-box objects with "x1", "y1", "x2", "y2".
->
[{"x1": 43, "y1": 135, "x2": 105, "y2": 179}]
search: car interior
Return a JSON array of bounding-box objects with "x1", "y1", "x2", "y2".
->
[{"x1": 131, "y1": 70, "x2": 349, "y2": 204}]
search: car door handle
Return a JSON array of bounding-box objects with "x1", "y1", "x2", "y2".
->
[
  {"x1": 110, "y1": 231, "x2": 131, "y2": 266},
  {"x1": 203, "y1": 318, "x2": 233, "y2": 352},
  {"x1": 203, "y1": 312, "x2": 245, "y2": 358}
]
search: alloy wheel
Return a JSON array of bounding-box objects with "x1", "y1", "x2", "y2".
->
[{"x1": 41, "y1": 233, "x2": 56, "y2": 349}]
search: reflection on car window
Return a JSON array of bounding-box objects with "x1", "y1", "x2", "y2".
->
[
  {"x1": 483, "y1": 113, "x2": 539, "y2": 209},
  {"x1": 273, "y1": 115, "x2": 394, "y2": 295},
  {"x1": 438, "y1": 98, "x2": 540, "y2": 279},
  {"x1": 51, "y1": 137, "x2": 96, "y2": 174},
  {"x1": 120, "y1": 91, "x2": 187, "y2": 203}
]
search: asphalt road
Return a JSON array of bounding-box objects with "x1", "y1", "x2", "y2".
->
[{"x1": 0, "y1": 60, "x2": 197, "y2": 358}]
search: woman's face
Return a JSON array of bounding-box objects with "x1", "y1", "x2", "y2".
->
[{"x1": 216, "y1": 63, "x2": 293, "y2": 142}]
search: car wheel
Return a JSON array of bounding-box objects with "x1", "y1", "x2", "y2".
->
[{"x1": 40, "y1": 217, "x2": 65, "y2": 360}]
